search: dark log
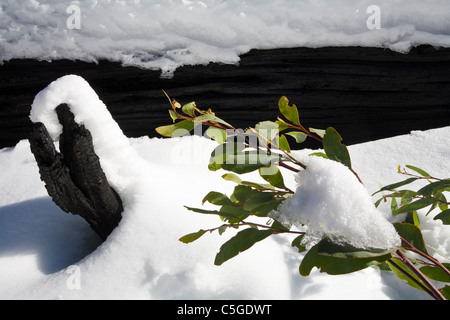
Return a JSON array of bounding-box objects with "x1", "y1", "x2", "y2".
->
[
  {"x1": 2, "y1": 45, "x2": 450, "y2": 150},
  {"x1": 29, "y1": 104, "x2": 123, "y2": 241}
]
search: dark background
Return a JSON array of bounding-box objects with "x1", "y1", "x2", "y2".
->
[{"x1": 1, "y1": 45, "x2": 449, "y2": 150}]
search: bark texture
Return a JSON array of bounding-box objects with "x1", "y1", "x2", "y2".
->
[{"x1": 29, "y1": 104, "x2": 123, "y2": 241}]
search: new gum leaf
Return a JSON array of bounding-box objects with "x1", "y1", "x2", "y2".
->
[
  {"x1": 214, "y1": 228, "x2": 273, "y2": 266},
  {"x1": 278, "y1": 96, "x2": 300, "y2": 126},
  {"x1": 322, "y1": 127, "x2": 352, "y2": 169}
]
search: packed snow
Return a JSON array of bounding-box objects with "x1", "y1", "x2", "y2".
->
[
  {"x1": 270, "y1": 156, "x2": 401, "y2": 250},
  {"x1": 1, "y1": 0, "x2": 450, "y2": 76},
  {"x1": 0, "y1": 75, "x2": 448, "y2": 300}
]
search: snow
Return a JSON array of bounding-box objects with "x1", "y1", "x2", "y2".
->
[
  {"x1": 1, "y1": 0, "x2": 450, "y2": 76},
  {"x1": 270, "y1": 156, "x2": 401, "y2": 250},
  {"x1": 0, "y1": 75, "x2": 448, "y2": 300}
]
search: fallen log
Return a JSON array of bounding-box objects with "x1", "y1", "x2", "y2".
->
[{"x1": 29, "y1": 104, "x2": 123, "y2": 241}]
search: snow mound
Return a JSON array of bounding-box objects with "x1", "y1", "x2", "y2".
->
[
  {"x1": 271, "y1": 156, "x2": 401, "y2": 250},
  {"x1": 1, "y1": 0, "x2": 450, "y2": 76}
]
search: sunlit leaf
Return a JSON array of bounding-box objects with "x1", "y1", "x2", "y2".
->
[
  {"x1": 405, "y1": 165, "x2": 431, "y2": 178},
  {"x1": 286, "y1": 131, "x2": 307, "y2": 143},
  {"x1": 278, "y1": 96, "x2": 300, "y2": 126},
  {"x1": 155, "y1": 119, "x2": 196, "y2": 137},
  {"x1": 179, "y1": 230, "x2": 207, "y2": 244}
]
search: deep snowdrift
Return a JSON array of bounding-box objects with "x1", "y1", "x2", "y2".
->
[
  {"x1": 1, "y1": 0, "x2": 450, "y2": 76},
  {"x1": 0, "y1": 75, "x2": 448, "y2": 299}
]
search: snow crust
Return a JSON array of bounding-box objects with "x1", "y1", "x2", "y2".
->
[
  {"x1": 1, "y1": 0, "x2": 450, "y2": 76},
  {"x1": 0, "y1": 75, "x2": 448, "y2": 299},
  {"x1": 271, "y1": 156, "x2": 401, "y2": 250}
]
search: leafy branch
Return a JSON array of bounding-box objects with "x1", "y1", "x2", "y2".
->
[{"x1": 156, "y1": 94, "x2": 449, "y2": 300}]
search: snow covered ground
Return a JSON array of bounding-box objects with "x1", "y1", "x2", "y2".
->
[
  {"x1": 1, "y1": 0, "x2": 450, "y2": 76},
  {"x1": 0, "y1": 75, "x2": 448, "y2": 300},
  {"x1": 0, "y1": 0, "x2": 448, "y2": 301}
]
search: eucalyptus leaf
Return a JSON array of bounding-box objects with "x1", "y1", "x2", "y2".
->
[
  {"x1": 259, "y1": 166, "x2": 287, "y2": 190},
  {"x1": 214, "y1": 228, "x2": 273, "y2": 266},
  {"x1": 299, "y1": 240, "x2": 391, "y2": 276},
  {"x1": 155, "y1": 119, "x2": 196, "y2": 137},
  {"x1": 278, "y1": 96, "x2": 300, "y2": 126},
  {"x1": 434, "y1": 209, "x2": 450, "y2": 225},
  {"x1": 323, "y1": 127, "x2": 352, "y2": 169},
  {"x1": 393, "y1": 223, "x2": 428, "y2": 255},
  {"x1": 179, "y1": 230, "x2": 207, "y2": 244},
  {"x1": 286, "y1": 131, "x2": 307, "y2": 143}
]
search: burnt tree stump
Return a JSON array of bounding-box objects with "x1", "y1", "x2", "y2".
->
[{"x1": 29, "y1": 104, "x2": 123, "y2": 241}]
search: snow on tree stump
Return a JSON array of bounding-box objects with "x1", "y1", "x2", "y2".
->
[{"x1": 29, "y1": 104, "x2": 123, "y2": 241}]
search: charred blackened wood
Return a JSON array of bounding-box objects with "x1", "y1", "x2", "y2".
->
[{"x1": 29, "y1": 104, "x2": 123, "y2": 241}]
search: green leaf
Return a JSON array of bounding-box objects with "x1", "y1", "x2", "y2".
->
[
  {"x1": 155, "y1": 119, "x2": 196, "y2": 137},
  {"x1": 395, "y1": 198, "x2": 434, "y2": 215},
  {"x1": 275, "y1": 119, "x2": 289, "y2": 132},
  {"x1": 259, "y1": 165, "x2": 287, "y2": 190},
  {"x1": 195, "y1": 114, "x2": 233, "y2": 128},
  {"x1": 394, "y1": 223, "x2": 428, "y2": 255},
  {"x1": 291, "y1": 235, "x2": 307, "y2": 253},
  {"x1": 179, "y1": 230, "x2": 207, "y2": 244},
  {"x1": 219, "y1": 205, "x2": 250, "y2": 223},
  {"x1": 214, "y1": 228, "x2": 273, "y2": 265},
  {"x1": 420, "y1": 264, "x2": 450, "y2": 283},
  {"x1": 206, "y1": 127, "x2": 227, "y2": 144},
  {"x1": 208, "y1": 142, "x2": 246, "y2": 171},
  {"x1": 222, "y1": 151, "x2": 282, "y2": 174},
  {"x1": 388, "y1": 258, "x2": 425, "y2": 292},
  {"x1": 309, "y1": 127, "x2": 326, "y2": 139},
  {"x1": 441, "y1": 285, "x2": 450, "y2": 300},
  {"x1": 417, "y1": 179, "x2": 450, "y2": 197},
  {"x1": 322, "y1": 127, "x2": 352, "y2": 169},
  {"x1": 169, "y1": 110, "x2": 178, "y2": 122},
  {"x1": 243, "y1": 192, "x2": 274, "y2": 212},
  {"x1": 255, "y1": 121, "x2": 280, "y2": 145},
  {"x1": 309, "y1": 152, "x2": 328, "y2": 159},
  {"x1": 372, "y1": 178, "x2": 419, "y2": 195},
  {"x1": 405, "y1": 165, "x2": 431, "y2": 178},
  {"x1": 202, "y1": 192, "x2": 233, "y2": 206},
  {"x1": 434, "y1": 209, "x2": 450, "y2": 225},
  {"x1": 278, "y1": 96, "x2": 300, "y2": 126},
  {"x1": 285, "y1": 131, "x2": 307, "y2": 143},
  {"x1": 277, "y1": 134, "x2": 291, "y2": 153},
  {"x1": 182, "y1": 101, "x2": 196, "y2": 116},
  {"x1": 222, "y1": 173, "x2": 242, "y2": 184},
  {"x1": 299, "y1": 240, "x2": 391, "y2": 276},
  {"x1": 317, "y1": 239, "x2": 397, "y2": 259}
]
